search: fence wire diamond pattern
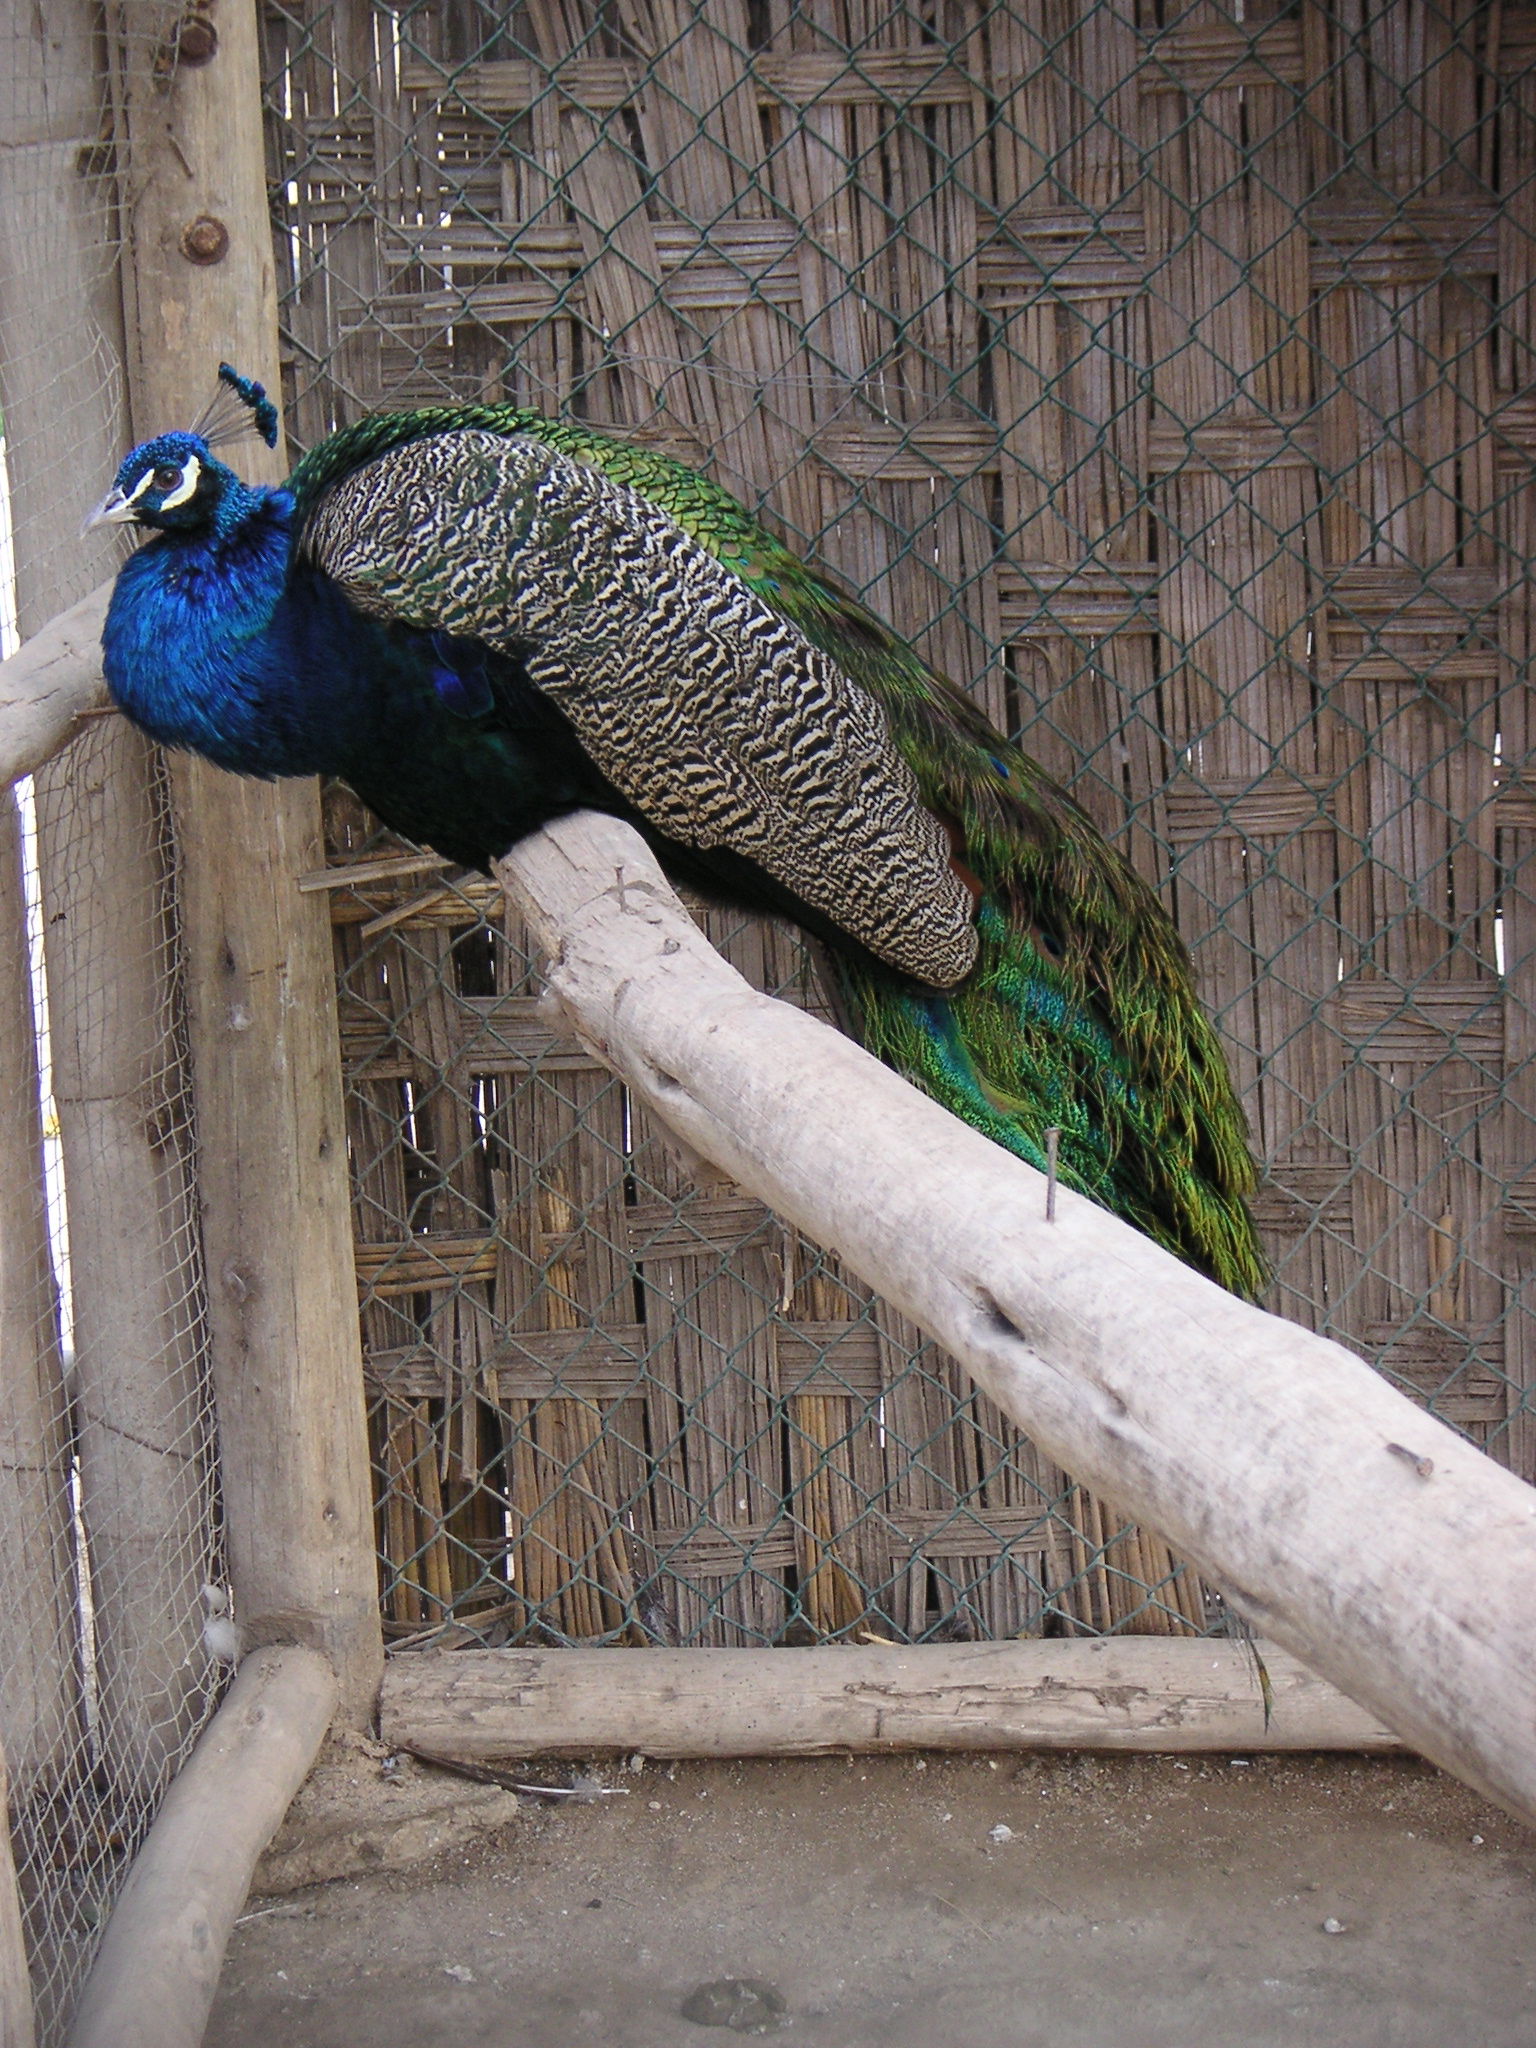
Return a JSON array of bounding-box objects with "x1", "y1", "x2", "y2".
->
[{"x1": 263, "y1": 0, "x2": 1536, "y2": 1648}]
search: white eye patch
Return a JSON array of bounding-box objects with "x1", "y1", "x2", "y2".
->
[
  {"x1": 157, "y1": 455, "x2": 202, "y2": 510},
  {"x1": 125, "y1": 453, "x2": 202, "y2": 510}
]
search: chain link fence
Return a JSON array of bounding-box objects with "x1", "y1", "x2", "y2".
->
[
  {"x1": 0, "y1": 6, "x2": 228, "y2": 2037},
  {"x1": 261, "y1": 0, "x2": 1536, "y2": 1649},
  {"x1": 3, "y1": 1, "x2": 1535, "y2": 2031}
]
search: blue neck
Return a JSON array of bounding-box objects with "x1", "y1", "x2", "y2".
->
[{"x1": 102, "y1": 485, "x2": 326, "y2": 775}]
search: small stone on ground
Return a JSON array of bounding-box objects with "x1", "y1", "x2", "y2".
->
[{"x1": 681, "y1": 1977, "x2": 788, "y2": 2032}]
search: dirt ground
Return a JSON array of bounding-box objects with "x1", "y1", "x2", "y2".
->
[{"x1": 208, "y1": 1749, "x2": 1536, "y2": 2048}]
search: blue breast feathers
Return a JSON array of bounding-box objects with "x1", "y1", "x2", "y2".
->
[{"x1": 101, "y1": 486, "x2": 302, "y2": 773}]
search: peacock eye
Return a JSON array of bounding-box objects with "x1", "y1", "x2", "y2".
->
[{"x1": 152, "y1": 464, "x2": 182, "y2": 492}]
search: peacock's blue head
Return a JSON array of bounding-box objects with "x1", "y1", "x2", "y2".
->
[
  {"x1": 86, "y1": 363, "x2": 282, "y2": 542},
  {"x1": 85, "y1": 430, "x2": 238, "y2": 537}
]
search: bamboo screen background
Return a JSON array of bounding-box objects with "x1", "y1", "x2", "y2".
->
[{"x1": 263, "y1": 0, "x2": 1536, "y2": 1649}]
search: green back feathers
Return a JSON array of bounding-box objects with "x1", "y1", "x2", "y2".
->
[{"x1": 290, "y1": 405, "x2": 1265, "y2": 1299}]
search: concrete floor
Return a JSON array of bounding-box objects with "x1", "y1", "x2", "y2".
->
[{"x1": 208, "y1": 1749, "x2": 1536, "y2": 2048}]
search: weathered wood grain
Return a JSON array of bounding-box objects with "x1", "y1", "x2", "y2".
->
[
  {"x1": 496, "y1": 809, "x2": 1536, "y2": 1829},
  {"x1": 381, "y1": 1639, "x2": 1399, "y2": 1757},
  {"x1": 62, "y1": 1648, "x2": 335, "y2": 2048},
  {"x1": 111, "y1": 0, "x2": 381, "y2": 1725},
  {"x1": 0, "y1": 587, "x2": 110, "y2": 793},
  {"x1": 0, "y1": 796, "x2": 77, "y2": 1806},
  {"x1": 0, "y1": 2, "x2": 224, "y2": 1803}
]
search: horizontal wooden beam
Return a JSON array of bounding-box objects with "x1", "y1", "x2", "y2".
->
[
  {"x1": 381, "y1": 1641, "x2": 1399, "y2": 1757},
  {"x1": 400, "y1": 51, "x2": 998, "y2": 114},
  {"x1": 63, "y1": 1648, "x2": 335, "y2": 2048},
  {"x1": 0, "y1": 581, "x2": 111, "y2": 790},
  {"x1": 496, "y1": 812, "x2": 1536, "y2": 1829}
]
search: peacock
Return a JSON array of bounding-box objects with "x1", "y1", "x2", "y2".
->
[{"x1": 89, "y1": 365, "x2": 1265, "y2": 1298}]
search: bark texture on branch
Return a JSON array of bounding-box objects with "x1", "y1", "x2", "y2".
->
[
  {"x1": 382, "y1": 1639, "x2": 1400, "y2": 1757},
  {"x1": 497, "y1": 811, "x2": 1536, "y2": 1829},
  {"x1": 62, "y1": 1648, "x2": 335, "y2": 2048},
  {"x1": 0, "y1": 587, "x2": 111, "y2": 794}
]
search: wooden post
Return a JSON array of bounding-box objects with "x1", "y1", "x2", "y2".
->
[
  {"x1": 62, "y1": 1647, "x2": 335, "y2": 2048},
  {"x1": 0, "y1": 0, "x2": 216, "y2": 1800},
  {"x1": 0, "y1": 0, "x2": 102, "y2": 1808},
  {"x1": 35, "y1": 737, "x2": 216, "y2": 1801},
  {"x1": 498, "y1": 811, "x2": 1536, "y2": 1831},
  {"x1": 108, "y1": 0, "x2": 381, "y2": 1724},
  {"x1": 0, "y1": 798, "x2": 76, "y2": 1800},
  {"x1": 0, "y1": 1735, "x2": 36, "y2": 2048}
]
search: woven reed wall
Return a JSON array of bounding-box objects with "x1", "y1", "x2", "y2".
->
[{"x1": 263, "y1": 0, "x2": 1536, "y2": 1647}]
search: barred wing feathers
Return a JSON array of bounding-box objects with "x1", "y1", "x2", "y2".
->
[
  {"x1": 291, "y1": 409, "x2": 1264, "y2": 1296},
  {"x1": 515, "y1": 430, "x2": 1265, "y2": 1296},
  {"x1": 301, "y1": 428, "x2": 978, "y2": 990}
]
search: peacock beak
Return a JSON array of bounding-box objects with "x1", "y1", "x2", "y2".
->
[{"x1": 81, "y1": 486, "x2": 138, "y2": 534}]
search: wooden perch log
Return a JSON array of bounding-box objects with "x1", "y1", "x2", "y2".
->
[
  {"x1": 63, "y1": 1648, "x2": 335, "y2": 2048},
  {"x1": 497, "y1": 813, "x2": 1536, "y2": 1829},
  {"x1": 0, "y1": 585, "x2": 111, "y2": 792},
  {"x1": 383, "y1": 1640, "x2": 1400, "y2": 1758}
]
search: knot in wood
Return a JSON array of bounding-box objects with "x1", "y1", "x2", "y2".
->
[
  {"x1": 176, "y1": 13, "x2": 219, "y2": 64},
  {"x1": 181, "y1": 214, "x2": 229, "y2": 266}
]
